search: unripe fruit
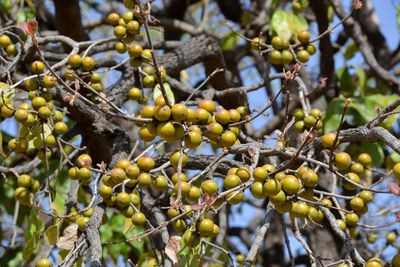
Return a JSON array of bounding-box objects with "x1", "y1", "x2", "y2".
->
[
  {"x1": 359, "y1": 190, "x2": 373, "y2": 204},
  {"x1": 303, "y1": 115, "x2": 316, "y2": 128},
  {"x1": 18, "y1": 174, "x2": 32, "y2": 187},
  {"x1": 206, "y1": 122, "x2": 223, "y2": 139},
  {"x1": 270, "y1": 50, "x2": 282, "y2": 65},
  {"x1": 224, "y1": 174, "x2": 240, "y2": 189},
  {"x1": 157, "y1": 121, "x2": 175, "y2": 140},
  {"x1": 170, "y1": 103, "x2": 188, "y2": 121},
  {"x1": 114, "y1": 25, "x2": 127, "y2": 39},
  {"x1": 168, "y1": 208, "x2": 180, "y2": 219},
  {"x1": 141, "y1": 105, "x2": 155, "y2": 118},
  {"x1": 308, "y1": 207, "x2": 324, "y2": 222},
  {"x1": 141, "y1": 49, "x2": 153, "y2": 63},
  {"x1": 393, "y1": 162, "x2": 400, "y2": 179},
  {"x1": 342, "y1": 172, "x2": 360, "y2": 190},
  {"x1": 297, "y1": 30, "x2": 310, "y2": 44},
  {"x1": 220, "y1": 131, "x2": 236, "y2": 147},
  {"x1": 251, "y1": 182, "x2": 265, "y2": 199},
  {"x1": 251, "y1": 37, "x2": 263, "y2": 50},
  {"x1": 350, "y1": 197, "x2": 364, "y2": 211},
  {"x1": 195, "y1": 108, "x2": 211, "y2": 124},
  {"x1": 264, "y1": 178, "x2": 281, "y2": 196},
  {"x1": 36, "y1": 258, "x2": 52, "y2": 267},
  {"x1": 253, "y1": 167, "x2": 267, "y2": 182},
  {"x1": 345, "y1": 213, "x2": 359, "y2": 227},
  {"x1": 77, "y1": 216, "x2": 90, "y2": 231},
  {"x1": 235, "y1": 167, "x2": 250, "y2": 182},
  {"x1": 174, "y1": 181, "x2": 190, "y2": 197},
  {"x1": 269, "y1": 190, "x2": 286, "y2": 206},
  {"x1": 392, "y1": 254, "x2": 400, "y2": 267},
  {"x1": 275, "y1": 200, "x2": 293, "y2": 214},
  {"x1": 99, "y1": 185, "x2": 113, "y2": 199},
  {"x1": 81, "y1": 56, "x2": 95, "y2": 71},
  {"x1": 197, "y1": 219, "x2": 214, "y2": 237},
  {"x1": 271, "y1": 36, "x2": 285, "y2": 50},
  {"x1": 186, "y1": 108, "x2": 196, "y2": 122},
  {"x1": 171, "y1": 172, "x2": 187, "y2": 184},
  {"x1": 129, "y1": 87, "x2": 141, "y2": 101},
  {"x1": 300, "y1": 170, "x2": 318, "y2": 187},
  {"x1": 184, "y1": 130, "x2": 202, "y2": 149},
  {"x1": 293, "y1": 108, "x2": 305, "y2": 121},
  {"x1": 137, "y1": 156, "x2": 154, "y2": 171},
  {"x1": 32, "y1": 61, "x2": 45, "y2": 74},
  {"x1": 297, "y1": 50, "x2": 310, "y2": 63},
  {"x1": 14, "y1": 109, "x2": 28, "y2": 123},
  {"x1": 183, "y1": 230, "x2": 200, "y2": 247},
  {"x1": 108, "y1": 13, "x2": 120, "y2": 25},
  {"x1": 321, "y1": 198, "x2": 332, "y2": 206},
  {"x1": 351, "y1": 163, "x2": 364, "y2": 174},
  {"x1": 38, "y1": 106, "x2": 51, "y2": 119},
  {"x1": 306, "y1": 43, "x2": 317, "y2": 55},
  {"x1": 198, "y1": 99, "x2": 216, "y2": 114},
  {"x1": 170, "y1": 151, "x2": 187, "y2": 168},
  {"x1": 154, "y1": 104, "x2": 171, "y2": 121},
  {"x1": 321, "y1": 132, "x2": 337, "y2": 148},
  {"x1": 138, "y1": 172, "x2": 152, "y2": 188},
  {"x1": 367, "y1": 232, "x2": 377, "y2": 244},
  {"x1": 110, "y1": 168, "x2": 126, "y2": 184},
  {"x1": 54, "y1": 122, "x2": 67, "y2": 135},
  {"x1": 336, "y1": 219, "x2": 346, "y2": 231},
  {"x1": 358, "y1": 153, "x2": 372, "y2": 167},
  {"x1": 126, "y1": 20, "x2": 140, "y2": 35},
  {"x1": 201, "y1": 180, "x2": 218, "y2": 195},
  {"x1": 115, "y1": 42, "x2": 127, "y2": 54},
  {"x1": 335, "y1": 152, "x2": 351, "y2": 170},
  {"x1": 386, "y1": 232, "x2": 397, "y2": 244},
  {"x1": 187, "y1": 186, "x2": 201, "y2": 202},
  {"x1": 0, "y1": 35, "x2": 11, "y2": 48},
  {"x1": 281, "y1": 175, "x2": 300, "y2": 195},
  {"x1": 294, "y1": 120, "x2": 304, "y2": 133},
  {"x1": 173, "y1": 219, "x2": 186, "y2": 232},
  {"x1": 132, "y1": 212, "x2": 146, "y2": 226}
]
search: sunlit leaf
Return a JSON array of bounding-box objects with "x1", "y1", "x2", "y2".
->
[{"x1": 153, "y1": 83, "x2": 175, "y2": 106}]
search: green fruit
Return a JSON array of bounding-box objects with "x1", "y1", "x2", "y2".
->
[
  {"x1": 335, "y1": 152, "x2": 351, "y2": 170},
  {"x1": 281, "y1": 175, "x2": 300, "y2": 195},
  {"x1": 197, "y1": 219, "x2": 214, "y2": 237},
  {"x1": 264, "y1": 178, "x2": 281, "y2": 196},
  {"x1": 251, "y1": 182, "x2": 265, "y2": 199},
  {"x1": 201, "y1": 179, "x2": 218, "y2": 195},
  {"x1": 342, "y1": 172, "x2": 360, "y2": 190},
  {"x1": 345, "y1": 213, "x2": 359, "y2": 227},
  {"x1": 297, "y1": 50, "x2": 310, "y2": 63},
  {"x1": 270, "y1": 50, "x2": 282, "y2": 65},
  {"x1": 36, "y1": 258, "x2": 52, "y2": 267},
  {"x1": 132, "y1": 212, "x2": 146, "y2": 226},
  {"x1": 271, "y1": 36, "x2": 285, "y2": 50},
  {"x1": 297, "y1": 30, "x2": 310, "y2": 44},
  {"x1": 386, "y1": 232, "x2": 397, "y2": 244}
]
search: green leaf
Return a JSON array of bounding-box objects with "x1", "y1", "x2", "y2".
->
[
  {"x1": 153, "y1": 83, "x2": 175, "y2": 106},
  {"x1": 322, "y1": 97, "x2": 346, "y2": 133},
  {"x1": 336, "y1": 66, "x2": 354, "y2": 96},
  {"x1": 270, "y1": 10, "x2": 292, "y2": 41},
  {"x1": 327, "y1": 5, "x2": 334, "y2": 23},
  {"x1": 23, "y1": 231, "x2": 40, "y2": 260},
  {"x1": 51, "y1": 192, "x2": 66, "y2": 216},
  {"x1": 344, "y1": 42, "x2": 359, "y2": 60},
  {"x1": 354, "y1": 67, "x2": 366, "y2": 97},
  {"x1": 221, "y1": 31, "x2": 239, "y2": 51},
  {"x1": 25, "y1": 209, "x2": 44, "y2": 241},
  {"x1": 269, "y1": 11, "x2": 308, "y2": 41},
  {"x1": 0, "y1": 82, "x2": 15, "y2": 100},
  {"x1": 397, "y1": 5, "x2": 400, "y2": 33},
  {"x1": 44, "y1": 222, "x2": 60, "y2": 245},
  {"x1": 0, "y1": 0, "x2": 11, "y2": 14},
  {"x1": 299, "y1": 0, "x2": 309, "y2": 8}
]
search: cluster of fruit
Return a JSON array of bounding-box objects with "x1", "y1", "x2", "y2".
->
[
  {"x1": 62, "y1": 54, "x2": 106, "y2": 104},
  {"x1": 136, "y1": 98, "x2": 247, "y2": 148},
  {"x1": 0, "y1": 34, "x2": 17, "y2": 56},
  {"x1": 107, "y1": 1, "x2": 155, "y2": 71},
  {"x1": 1, "y1": 61, "x2": 67, "y2": 158},
  {"x1": 293, "y1": 108, "x2": 323, "y2": 133},
  {"x1": 14, "y1": 174, "x2": 40, "y2": 206},
  {"x1": 251, "y1": 30, "x2": 317, "y2": 64}
]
